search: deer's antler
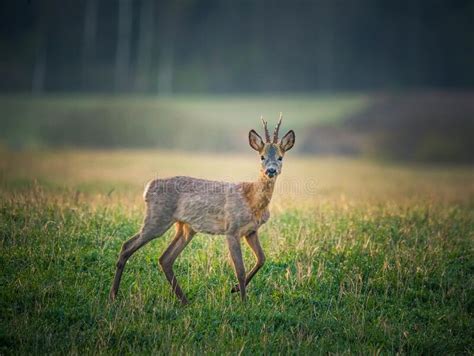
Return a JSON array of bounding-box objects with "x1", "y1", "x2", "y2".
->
[
  {"x1": 273, "y1": 113, "x2": 283, "y2": 143},
  {"x1": 261, "y1": 116, "x2": 271, "y2": 142}
]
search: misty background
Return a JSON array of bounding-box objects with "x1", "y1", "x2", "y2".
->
[{"x1": 0, "y1": 0, "x2": 473, "y2": 163}]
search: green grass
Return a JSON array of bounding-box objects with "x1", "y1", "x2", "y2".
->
[
  {"x1": 1, "y1": 193, "x2": 472, "y2": 354},
  {"x1": 0, "y1": 150, "x2": 473, "y2": 354}
]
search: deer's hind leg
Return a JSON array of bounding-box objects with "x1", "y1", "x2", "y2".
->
[
  {"x1": 159, "y1": 222, "x2": 195, "y2": 305},
  {"x1": 109, "y1": 207, "x2": 174, "y2": 301}
]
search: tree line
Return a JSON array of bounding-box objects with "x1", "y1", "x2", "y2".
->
[{"x1": 1, "y1": 0, "x2": 473, "y2": 93}]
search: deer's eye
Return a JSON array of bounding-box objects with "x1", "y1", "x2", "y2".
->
[
  {"x1": 278, "y1": 156, "x2": 283, "y2": 161},
  {"x1": 260, "y1": 156, "x2": 265, "y2": 161}
]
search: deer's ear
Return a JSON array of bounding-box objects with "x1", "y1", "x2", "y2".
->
[
  {"x1": 248, "y1": 130, "x2": 264, "y2": 151},
  {"x1": 280, "y1": 130, "x2": 295, "y2": 152}
]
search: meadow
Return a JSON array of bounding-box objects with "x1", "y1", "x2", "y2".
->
[
  {"x1": 0, "y1": 148, "x2": 473, "y2": 354},
  {"x1": 0, "y1": 94, "x2": 368, "y2": 151},
  {"x1": 2, "y1": 93, "x2": 472, "y2": 164}
]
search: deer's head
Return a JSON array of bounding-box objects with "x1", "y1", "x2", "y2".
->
[{"x1": 248, "y1": 113, "x2": 295, "y2": 179}]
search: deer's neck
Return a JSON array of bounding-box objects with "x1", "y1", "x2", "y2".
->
[{"x1": 242, "y1": 174, "x2": 276, "y2": 218}]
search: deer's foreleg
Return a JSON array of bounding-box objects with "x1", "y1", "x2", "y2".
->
[
  {"x1": 159, "y1": 223, "x2": 195, "y2": 305},
  {"x1": 231, "y1": 231, "x2": 265, "y2": 293},
  {"x1": 227, "y1": 234, "x2": 246, "y2": 302}
]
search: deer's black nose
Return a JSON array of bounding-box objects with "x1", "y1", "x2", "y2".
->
[{"x1": 266, "y1": 168, "x2": 277, "y2": 177}]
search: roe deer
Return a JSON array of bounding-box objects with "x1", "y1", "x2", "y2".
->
[{"x1": 109, "y1": 114, "x2": 295, "y2": 304}]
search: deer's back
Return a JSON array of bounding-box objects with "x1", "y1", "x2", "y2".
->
[{"x1": 144, "y1": 176, "x2": 261, "y2": 235}]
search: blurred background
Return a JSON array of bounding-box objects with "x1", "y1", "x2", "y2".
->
[{"x1": 0, "y1": 0, "x2": 473, "y2": 163}]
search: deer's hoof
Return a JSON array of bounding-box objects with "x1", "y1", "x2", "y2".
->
[{"x1": 109, "y1": 291, "x2": 117, "y2": 302}]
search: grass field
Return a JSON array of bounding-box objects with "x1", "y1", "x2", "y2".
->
[{"x1": 1, "y1": 149, "x2": 473, "y2": 354}]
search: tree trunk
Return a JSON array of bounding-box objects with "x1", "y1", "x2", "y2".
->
[
  {"x1": 316, "y1": 0, "x2": 335, "y2": 91},
  {"x1": 82, "y1": 0, "x2": 98, "y2": 90},
  {"x1": 32, "y1": 40, "x2": 47, "y2": 94},
  {"x1": 115, "y1": 0, "x2": 132, "y2": 92},
  {"x1": 134, "y1": 0, "x2": 154, "y2": 92},
  {"x1": 157, "y1": 2, "x2": 177, "y2": 95},
  {"x1": 32, "y1": 11, "x2": 48, "y2": 94}
]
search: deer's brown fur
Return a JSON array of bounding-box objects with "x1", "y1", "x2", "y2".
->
[
  {"x1": 109, "y1": 116, "x2": 295, "y2": 304},
  {"x1": 241, "y1": 175, "x2": 275, "y2": 222}
]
